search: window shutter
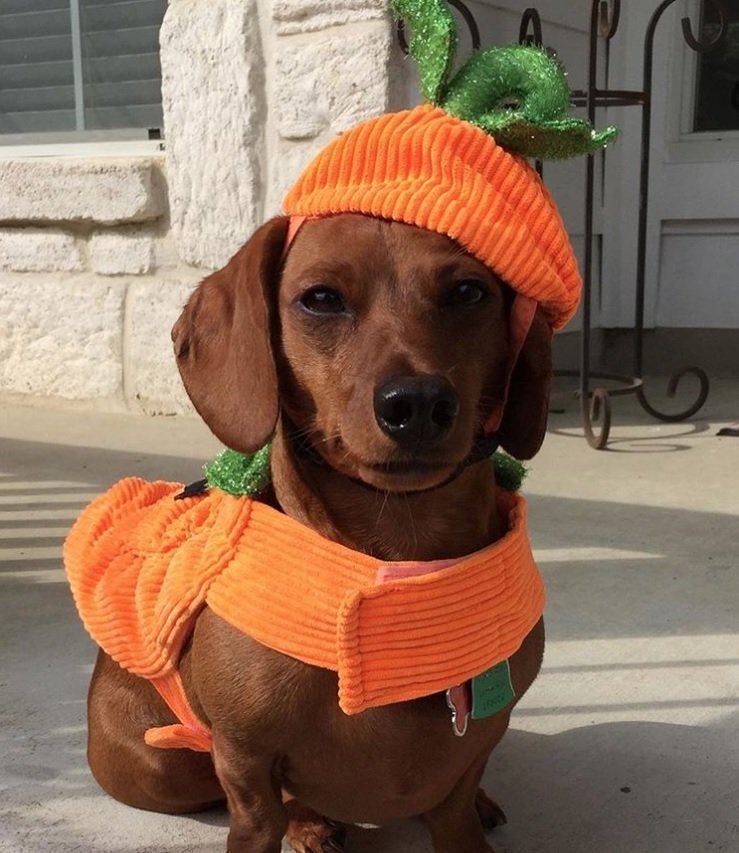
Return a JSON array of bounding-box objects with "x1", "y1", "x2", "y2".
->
[
  {"x1": 80, "y1": 0, "x2": 166, "y2": 131},
  {"x1": 0, "y1": 0, "x2": 166, "y2": 137},
  {"x1": 0, "y1": 0, "x2": 76, "y2": 134}
]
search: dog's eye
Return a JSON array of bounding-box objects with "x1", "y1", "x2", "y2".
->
[
  {"x1": 300, "y1": 287, "x2": 347, "y2": 315},
  {"x1": 448, "y1": 281, "x2": 488, "y2": 306}
]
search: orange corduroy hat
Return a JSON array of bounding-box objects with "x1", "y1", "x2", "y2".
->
[{"x1": 283, "y1": 1, "x2": 616, "y2": 331}]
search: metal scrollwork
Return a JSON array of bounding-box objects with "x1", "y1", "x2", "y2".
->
[
  {"x1": 632, "y1": 0, "x2": 725, "y2": 430},
  {"x1": 595, "y1": 0, "x2": 621, "y2": 41},
  {"x1": 519, "y1": 8, "x2": 543, "y2": 46},
  {"x1": 681, "y1": 0, "x2": 728, "y2": 53},
  {"x1": 449, "y1": 0, "x2": 482, "y2": 51},
  {"x1": 582, "y1": 388, "x2": 613, "y2": 451},
  {"x1": 637, "y1": 369, "x2": 711, "y2": 423},
  {"x1": 647, "y1": 0, "x2": 728, "y2": 61}
]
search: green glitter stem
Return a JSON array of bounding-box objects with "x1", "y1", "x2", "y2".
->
[{"x1": 392, "y1": 0, "x2": 457, "y2": 103}]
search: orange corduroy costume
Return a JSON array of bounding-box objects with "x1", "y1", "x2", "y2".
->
[{"x1": 64, "y1": 479, "x2": 544, "y2": 752}]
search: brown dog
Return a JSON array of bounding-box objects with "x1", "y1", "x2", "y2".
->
[{"x1": 85, "y1": 213, "x2": 551, "y2": 853}]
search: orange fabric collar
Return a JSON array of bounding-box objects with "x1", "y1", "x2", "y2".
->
[{"x1": 65, "y1": 479, "x2": 544, "y2": 746}]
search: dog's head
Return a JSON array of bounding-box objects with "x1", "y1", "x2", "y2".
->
[{"x1": 172, "y1": 214, "x2": 552, "y2": 492}]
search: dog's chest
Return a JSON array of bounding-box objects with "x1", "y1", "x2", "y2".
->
[{"x1": 278, "y1": 687, "x2": 511, "y2": 824}]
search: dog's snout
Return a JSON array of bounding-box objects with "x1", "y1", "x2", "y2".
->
[{"x1": 374, "y1": 376, "x2": 459, "y2": 445}]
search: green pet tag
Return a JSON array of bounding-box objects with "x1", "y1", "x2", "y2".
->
[{"x1": 470, "y1": 660, "x2": 515, "y2": 719}]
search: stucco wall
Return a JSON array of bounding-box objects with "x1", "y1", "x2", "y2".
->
[{"x1": 0, "y1": 0, "x2": 401, "y2": 414}]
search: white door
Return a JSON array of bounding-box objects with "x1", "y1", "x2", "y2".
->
[
  {"x1": 460, "y1": 1, "x2": 739, "y2": 331},
  {"x1": 601, "y1": 0, "x2": 739, "y2": 329}
]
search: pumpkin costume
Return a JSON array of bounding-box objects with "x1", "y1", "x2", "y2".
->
[
  {"x1": 64, "y1": 475, "x2": 543, "y2": 751},
  {"x1": 65, "y1": 0, "x2": 614, "y2": 752}
]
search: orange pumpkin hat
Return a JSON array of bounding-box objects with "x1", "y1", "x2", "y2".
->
[
  {"x1": 285, "y1": 105, "x2": 581, "y2": 330},
  {"x1": 283, "y1": 3, "x2": 616, "y2": 331}
]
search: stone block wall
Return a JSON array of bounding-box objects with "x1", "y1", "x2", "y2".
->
[
  {"x1": 0, "y1": 157, "x2": 198, "y2": 414},
  {"x1": 1, "y1": 0, "x2": 402, "y2": 415}
]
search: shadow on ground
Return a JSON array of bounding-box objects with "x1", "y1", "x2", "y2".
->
[
  {"x1": 1, "y1": 409, "x2": 737, "y2": 852},
  {"x1": 349, "y1": 717, "x2": 739, "y2": 853}
]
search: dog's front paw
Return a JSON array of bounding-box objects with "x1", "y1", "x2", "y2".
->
[
  {"x1": 284, "y1": 800, "x2": 346, "y2": 853},
  {"x1": 475, "y1": 788, "x2": 507, "y2": 831}
]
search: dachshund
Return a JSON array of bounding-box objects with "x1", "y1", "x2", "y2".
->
[{"x1": 85, "y1": 213, "x2": 552, "y2": 853}]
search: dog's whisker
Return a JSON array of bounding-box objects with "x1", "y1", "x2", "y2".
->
[
  {"x1": 376, "y1": 488, "x2": 391, "y2": 524},
  {"x1": 401, "y1": 491, "x2": 419, "y2": 551},
  {"x1": 286, "y1": 425, "x2": 319, "y2": 445}
]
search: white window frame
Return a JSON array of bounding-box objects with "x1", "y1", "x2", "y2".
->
[
  {"x1": 666, "y1": 0, "x2": 739, "y2": 163},
  {"x1": 0, "y1": 138, "x2": 164, "y2": 160}
]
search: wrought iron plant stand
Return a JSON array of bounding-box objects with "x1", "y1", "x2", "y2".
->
[{"x1": 400, "y1": 0, "x2": 728, "y2": 449}]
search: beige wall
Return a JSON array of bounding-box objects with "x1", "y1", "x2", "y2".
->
[{"x1": 0, "y1": 0, "x2": 401, "y2": 414}]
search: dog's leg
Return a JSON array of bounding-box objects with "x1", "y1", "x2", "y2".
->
[
  {"x1": 474, "y1": 787, "x2": 507, "y2": 830},
  {"x1": 87, "y1": 651, "x2": 223, "y2": 813},
  {"x1": 283, "y1": 799, "x2": 346, "y2": 853},
  {"x1": 423, "y1": 756, "x2": 496, "y2": 853},
  {"x1": 211, "y1": 736, "x2": 287, "y2": 853}
]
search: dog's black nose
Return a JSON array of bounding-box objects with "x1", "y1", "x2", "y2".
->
[{"x1": 374, "y1": 376, "x2": 459, "y2": 445}]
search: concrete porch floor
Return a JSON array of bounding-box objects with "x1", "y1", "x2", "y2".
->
[{"x1": 1, "y1": 379, "x2": 738, "y2": 853}]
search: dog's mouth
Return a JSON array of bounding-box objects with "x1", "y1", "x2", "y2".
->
[
  {"x1": 352, "y1": 455, "x2": 465, "y2": 493},
  {"x1": 367, "y1": 459, "x2": 446, "y2": 474},
  {"x1": 288, "y1": 423, "x2": 473, "y2": 493}
]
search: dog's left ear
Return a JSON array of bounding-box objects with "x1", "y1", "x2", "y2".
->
[
  {"x1": 496, "y1": 307, "x2": 553, "y2": 460},
  {"x1": 172, "y1": 216, "x2": 290, "y2": 454}
]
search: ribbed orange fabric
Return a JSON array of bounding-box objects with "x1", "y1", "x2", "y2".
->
[
  {"x1": 144, "y1": 674, "x2": 213, "y2": 751},
  {"x1": 283, "y1": 104, "x2": 581, "y2": 330},
  {"x1": 65, "y1": 480, "x2": 544, "y2": 726}
]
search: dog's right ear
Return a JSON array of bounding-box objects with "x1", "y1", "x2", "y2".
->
[
  {"x1": 495, "y1": 305, "x2": 553, "y2": 460},
  {"x1": 172, "y1": 216, "x2": 290, "y2": 454}
]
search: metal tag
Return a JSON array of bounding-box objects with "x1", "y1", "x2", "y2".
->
[{"x1": 446, "y1": 683, "x2": 471, "y2": 737}]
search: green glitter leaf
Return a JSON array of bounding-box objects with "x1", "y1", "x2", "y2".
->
[
  {"x1": 491, "y1": 451, "x2": 527, "y2": 493},
  {"x1": 492, "y1": 119, "x2": 619, "y2": 160},
  {"x1": 390, "y1": 7, "x2": 616, "y2": 161},
  {"x1": 442, "y1": 44, "x2": 617, "y2": 160},
  {"x1": 205, "y1": 446, "x2": 272, "y2": 498},
  {"x1": 391, "y1": 0, "x2": 457, "y2": 103}
]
